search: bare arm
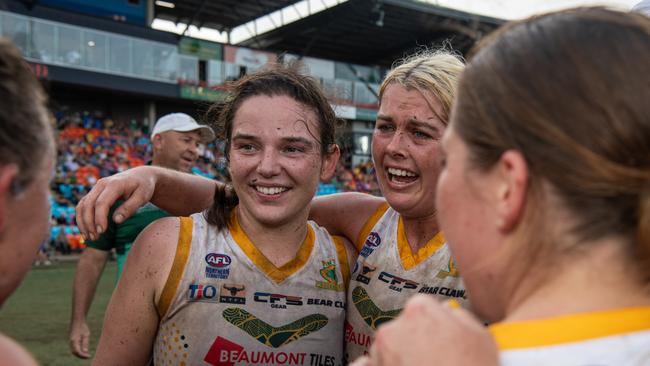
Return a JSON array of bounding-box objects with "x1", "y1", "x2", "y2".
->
[
  {"x1": 76, "y1": 166, "x2": 217, "y2": 240},
  {"x1": 92, "y1": 217, "x2": 179, "y2": 366},
  {"x1": 151, "y1": 168, "x2": 217, "y2": 215},
  {"x1": 310, "y1": 192, "x2": 385, "y2": 245},
  {"x1": 69, "y1": 247, "x2": 109, "y2": 359},
  {"x1": 0, "y1": 333, "x2": 38, "y2": 366}
]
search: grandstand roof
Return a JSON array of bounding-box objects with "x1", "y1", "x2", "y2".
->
[
  {"x1": 156, "y1": 0, "x2": 503, "y2": 67},
  {"x1": 238, "y1": 0, "x2": 503, "y2": 66},
  {"x1": 154, "y1": 0, "x2": 304, "y2": 32}
]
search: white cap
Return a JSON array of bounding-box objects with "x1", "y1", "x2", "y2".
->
[{"x1": 151, "y1": 113, "x2": 215, "y2": 143}]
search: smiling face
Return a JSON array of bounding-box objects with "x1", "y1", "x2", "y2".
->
[
  {"x1": 228, "y1": 94, "x2": 338, "y2": 228},
  {"x1": 372, "y1": 84, "x2": 446, "y2": 218}
]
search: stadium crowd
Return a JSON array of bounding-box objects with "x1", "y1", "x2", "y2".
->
[{"x1": 47, "y1": 112, "x2": 380, "y2": 256}]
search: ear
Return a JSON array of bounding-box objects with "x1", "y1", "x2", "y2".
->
[
  {"x1": 152, "y1": 134, "x2": 163, "y2": 151},
  {"x1": 494, "y1": 150, "x2": 529, "y2": 232},
  {"x1": 320, "y1": 144, "x2": 341, "y2": 182},
  {"x1": 0, "y1": 164, "x2": 19, "y2": 233}
]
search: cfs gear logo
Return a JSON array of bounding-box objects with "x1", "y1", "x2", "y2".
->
[
  {"x1": 205, "y1": 253, "x2": 231, "y2": 279},
  {"x1": 378, "y1": 271, "x2": 419, "y2": 292},
  {"x1": 360, "y1": 232, "x2": 381, "y2": 257},
  {"x1": 188, "y1": 283, "x2": 219, "y2": 302},
  {"x1": 354, "y1": 262, "x2": 377, "y2": 285},
  {"x1": 315, "y1": 260, "x2": 345, "y2": 292},
  {"x1": 436, "y1": 257, "x2": 461, "y2": 279},
  {"x1": 219, "y1": 283, "x2": 246, "y2": 304},
  {"x1": 254, "y1": 292, "x2": 303, "y2": 309}
]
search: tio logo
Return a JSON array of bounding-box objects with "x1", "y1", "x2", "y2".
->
[{"x1": 189, "y1": 284, "x2": 218, "y2": 301}]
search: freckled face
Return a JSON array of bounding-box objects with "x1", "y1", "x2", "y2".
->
[{"x1": 228, "y1": 95, "x2": 331, "y2": 227}]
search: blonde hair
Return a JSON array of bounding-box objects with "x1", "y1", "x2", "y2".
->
[{"x1": 379, "y1": 49, "x2": 465, "y2": 124}]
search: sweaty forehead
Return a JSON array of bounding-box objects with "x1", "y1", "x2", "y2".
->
[{"x1": 233, "y1": 95, "x2": 320, "y2": 139}]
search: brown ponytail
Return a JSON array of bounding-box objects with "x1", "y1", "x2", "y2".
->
[{"x1": 204, "y1": 183, "x2": 238, "y2": 231}]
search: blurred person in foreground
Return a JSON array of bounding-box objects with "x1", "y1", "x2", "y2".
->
[
  {"x1": 353, "y1": 7, "x2": 650, "y2": 366},
  {"x1": 0, "y1": 38, "x2": 55, "y2": 366},
  {"x1": 68, "y1": 113, "x2": 214, "y2": 358}
]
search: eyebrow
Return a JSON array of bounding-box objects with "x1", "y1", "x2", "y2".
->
[
  {"x1": 407, "y1": 119, "x2": 441, "y2": 135},
  {"x1": 283, "y1": 136, "x2": 315, "y2": 146},
  {"x1": 376, "y1": 113, "x2": 393, "y2": 122},
  {"x1": 376, "y1": 114, "x2": 441, "y2": 134},
  {"x1": 232, "y1": 133, "x2": 315, "y2": 146},
  {"x1": 231, "y1": 133, "x2": 257, "y2": 141}
]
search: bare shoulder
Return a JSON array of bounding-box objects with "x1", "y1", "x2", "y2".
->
[
  {"x1": 0, "y1": 333, "x2": 38, "y2": 366},
  {"x1": 310, "y1": 193, "x2": 386, "y2": 240},
  {"x1": 126, "y1": 216, "x2": 184, "y2": 300},
  {"x1": 130, "y1": 216, "x2": 182, "y2": 264},
  {"x1": 312, "y1": 192, "x2": 385, "y2": 212}
]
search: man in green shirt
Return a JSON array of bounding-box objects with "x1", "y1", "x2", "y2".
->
[{"x1": 69, "y1": 113, "x2": 214, "y2": 359}]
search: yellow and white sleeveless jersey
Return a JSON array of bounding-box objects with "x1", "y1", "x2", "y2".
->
[
  {"x1": 154, "y1": 210, "x2": 350, "y2": 366},
  {"x1": 345, "y1": 204, "x2": 467, "y2": 361},
  {"x1": 490, "y1": 307, "x2": 650, "y2": 365}
]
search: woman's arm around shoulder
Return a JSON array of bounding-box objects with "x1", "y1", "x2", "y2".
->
[
  {"x1": 310, "y1": 192, "x2": 385, "y2": 245},
  {"x1": 92, "y1": 216, "x2": 182, "y2": 366}
]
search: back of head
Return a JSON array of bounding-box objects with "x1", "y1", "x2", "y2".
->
[
  {"x1": 453, "y1": 8, "x2": 650, "y2": 279},
  {"x1": 205, "y1": 65, "x2": 340, "y2": 230},
  {"x1": 380, "y1": 49, "x2": 465, "y2": 123},
  {"x1": 0, "y1": 38, "x2": 52, "y2": 184}
]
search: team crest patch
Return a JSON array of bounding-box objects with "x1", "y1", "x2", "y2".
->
[
  {"x1": 315, "y1": 260, "x2": 345, "y2": 292},
  {"x1": 205, "y1": 253, "x2": 231, "y2": 279},
  {"x1": 360, "y1": 232, "x2": 381, "y2": 257},
  {"x1": 436, "y1": 257, "x2": 460, "y2": 279}
]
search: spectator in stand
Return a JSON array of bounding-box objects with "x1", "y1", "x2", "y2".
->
[
  {"x1": 0, "y1": 37, "x2": 54, "y2": 366},
  {"x1": 68, "y1": 113, "x2": 215, "y2": 359}
]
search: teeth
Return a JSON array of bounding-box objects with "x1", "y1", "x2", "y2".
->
[
  {"x1": 255, "y1": 186, "x2": 288, "y2": 195},
  {"x1": 387, "y1": 168, "x2": 416, "y2": 177}
]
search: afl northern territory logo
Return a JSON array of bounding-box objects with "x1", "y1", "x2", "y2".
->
[
  {"x1": 360, "y1": 232, "x2": 381, "y2": 257},
  {"x1": 205, "y1": 253, "x2": 231, "y2": 279}
]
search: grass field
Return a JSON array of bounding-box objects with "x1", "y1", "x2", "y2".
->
[{"x1": 0, "y1": 260, "x2": 117, "y2": 366}]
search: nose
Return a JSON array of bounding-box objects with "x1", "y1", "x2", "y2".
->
[
  {"x1": 256, "y1": 148, "x2": 281, "y2": 177},
  {"x1": 384, "y1": 130, "x2": 407, "y2": 159},
  {"x1": 187, "y1": 142, "x2": 199, "y2": 157}
]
